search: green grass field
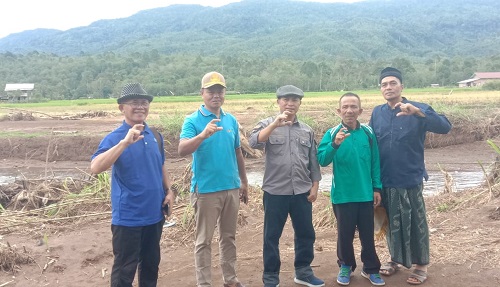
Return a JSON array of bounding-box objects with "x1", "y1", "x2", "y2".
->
[
  {"x1": 1, "y1": 88, "x2": 499, "y2": 139},
  {"x1": 1, "y1": 87, "x2": 497, "y2": 112}
]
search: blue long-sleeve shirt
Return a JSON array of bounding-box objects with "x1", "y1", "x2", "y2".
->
[{"x1": 369, "y1": 97, "x2": 452, "y2": 188}]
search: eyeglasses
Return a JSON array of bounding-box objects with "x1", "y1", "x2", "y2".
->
[{"x1": 123, "y1": 100, "x2": 150, "y2": 108}]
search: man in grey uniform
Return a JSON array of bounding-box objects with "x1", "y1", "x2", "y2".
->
[{"x1": 249, "y1": 85, "x2": 324, "y2": 287}]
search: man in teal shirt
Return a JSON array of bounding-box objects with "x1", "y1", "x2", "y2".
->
[
  {"x1": 317, "y1": 92, "x2": 385, "y2": 286},
  {"x1": 178, "y1": 71, "x2": 248, "y2": 287}
]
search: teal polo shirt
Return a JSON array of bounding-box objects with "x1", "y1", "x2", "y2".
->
[{"x1": 180, "y1": 105, "x2": 242, "y2": 193}]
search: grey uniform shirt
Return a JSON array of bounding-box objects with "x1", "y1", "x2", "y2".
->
[{"x1": 249, "y1": 116, "x2": 322, "y2": 195}]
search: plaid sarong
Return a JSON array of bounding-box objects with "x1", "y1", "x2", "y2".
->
[{"x1": 381, "y1": 184, "x2": 430, "y2": 268}]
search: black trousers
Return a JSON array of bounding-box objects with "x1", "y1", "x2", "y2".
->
[
  {"x1": 262, "y1": 191, "x2": 315, "y2": 285},
  {"x1": 333, "y1": 201, "x2": 381, "y2": 274},
  {"x1": 110, "y1": 218, "x2": 165, "y2": 287}
]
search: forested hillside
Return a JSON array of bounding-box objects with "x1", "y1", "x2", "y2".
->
[{"x1": 0, "y1": 0, "x2": 499, "y2": 100}]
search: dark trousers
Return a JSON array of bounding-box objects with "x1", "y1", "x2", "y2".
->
[
  {"x1": 110, "y1": 218, "x2": 165, "y2": 287},
  {"x1": 263, "y1": 191, "x2": 315, "y2": 284},
  {"x1": 333, "y1": 202, "x2": 381, "y2": 274}
]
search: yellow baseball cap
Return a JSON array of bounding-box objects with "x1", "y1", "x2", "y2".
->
[{"x1": 201, "y1": 71, "x2": 226, "y2": 88}]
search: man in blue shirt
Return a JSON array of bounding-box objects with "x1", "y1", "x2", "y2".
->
[
  {"x1": 178, "y1": 71, "x2": 248, "y2": 287},
  {"x1": 369, "y1": 67, "x2": 451, "y2": 285},
  {"x1": 91, "y1": 83, "x2": 174, "y2": 287}
]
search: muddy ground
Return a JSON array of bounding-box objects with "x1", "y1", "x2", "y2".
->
[{"x1": 0, "y1": 115, "x2": 500, "y2": 287}]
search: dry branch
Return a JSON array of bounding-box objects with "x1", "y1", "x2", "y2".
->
[
  {"x1": 238, "y1": 124, "x2": 263, "y2": 159},
  {"x1": 0, "y1": 107, "x2": 55, "y2": 119}
]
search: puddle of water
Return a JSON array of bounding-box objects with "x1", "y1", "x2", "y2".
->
[
  {"x1": 0, "y1": 175, "x2": 16, "y2": 186},
  {"x1": 422, "y1": 170, "x2": 485, "y2": 196},
  {"x1": 247, "y1": 170, "x2": 486, "y2": 196},
  {"x1": 1, "y1": 169, "x2": 487, "y2": 196}
]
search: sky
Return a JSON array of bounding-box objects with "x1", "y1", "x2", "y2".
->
[{"x1": 0, "y1": 0, "x2": 364, "y2": 39}]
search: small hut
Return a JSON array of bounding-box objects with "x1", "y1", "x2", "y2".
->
[{"x1": 4, "y1": 83, "x2": 35, "y2": 102}]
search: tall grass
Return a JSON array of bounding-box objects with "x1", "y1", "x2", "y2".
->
[
  {"x1": 487, "y1": 139, "x2": 500, "y2": 155},
  {"x1": 2, "y1": 90, "x2": 499, "y2": 127},
  {"x1": 151, "y1": 113, "x2": 186, "y2": 141}
]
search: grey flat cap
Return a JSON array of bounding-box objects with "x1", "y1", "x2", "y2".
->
[
  {"x1": 276, "y1": 85, "x2": 304, "y2": 98},
  {"x1": 117, "y1": 83, "x2": 153, "y2": 104}
]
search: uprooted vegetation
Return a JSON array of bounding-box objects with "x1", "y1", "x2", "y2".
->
[
  {"x1": 1, "y1": 97, "x2": 500, "y2": 274},
  {"x1": 0, "y1": 242, "x2": 35, "y2": 273},
  {"x1": 0, "y1": 109, "x2": 112, "y2": 121},
  {"x1": 0, "y1": 174, "x2": 111, "y2": 232},
  {"x1": 1, "y1": 112, "x2": 500, "y2": 164},
  {"x1": 0, "y1": 112, "x2": 35, "y2": 121},
  {"x1": 425, "y1": 114, "x2": 500, "y2": 148},
  {"x1": 1, "y1": 153, "x2": 500, "y2": 272}
]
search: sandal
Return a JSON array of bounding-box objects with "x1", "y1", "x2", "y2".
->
[
  {"x1": 407, "y1": 269, "x2": 427, "y2": 285},
  {"x1": 380, "y1": 261, "x2": 399, "y2": 276}
]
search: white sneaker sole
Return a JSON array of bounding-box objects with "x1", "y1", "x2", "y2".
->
[
  {"x1": 336, "y1": 270, "x2": 354, "y2": 286},
  {"x1": 361, "y1": 271, "x2": 386, "y2": 286},
  {"x1": 293, "y1": 277, "x2": 325, "y2": 287},
  {"x1": 336, "y1": 278, "x2": 350, "y2": 286}
]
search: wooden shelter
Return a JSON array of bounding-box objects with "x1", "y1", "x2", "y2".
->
[{"x1": 4, "y1": 83, "x2": 35, "y2": 102}]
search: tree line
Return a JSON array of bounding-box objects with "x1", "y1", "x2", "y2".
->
[{"x1": 1, "y1": 51, "x2": 499, "y2": 101}]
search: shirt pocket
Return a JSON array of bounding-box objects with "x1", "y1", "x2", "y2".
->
[
  {"x1": 358, "y1": 143, "x2": 372, "y2": 164},
  {"x1": 298, "y1": 137, "x2": 311, "y2": 158},
  {"x1": 268, "y1": 135, "x2": 285, "y2": 156},
  {"x1": 394, "y1": 116, "x2": 417, "y2": 144}
]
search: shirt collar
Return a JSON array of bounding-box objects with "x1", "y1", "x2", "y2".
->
[
  {"x1": 341, "y1": 120, "x2": 361, "y2": 131},
  {"x1": 121, "y1": 120, "x2": 151, "y2": 134},
  {"x1": 384, "y1": 96, "x2": 409, "y2": 110},
  {"x1": 198, "y1": 105, "x2": 226, "y2": 117}
]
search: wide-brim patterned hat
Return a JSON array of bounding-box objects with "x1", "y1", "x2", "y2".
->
[{"x1": 117, "y1": 83, "x2": 153, "y2": 104}]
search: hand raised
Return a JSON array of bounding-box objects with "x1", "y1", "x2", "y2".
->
[
  {"x1": 273, "y1": 111, "x2": 294, "y2": 127},
  {"x1": 395, "y1": 102, "x2": 419, "y2": 117},
  {"x1": 124, "y1": 124, "x2": 144, "y2": 145},
  {"x1": 334, "y1": 127, "x2": 351, "y2": 145},
  {"x1": 202, "y1": 118, "x2": 223, "y2": 139}
]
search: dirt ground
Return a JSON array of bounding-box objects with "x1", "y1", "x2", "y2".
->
[{"x1": 1, "y1": 115, "x2": 500, "y2": 287}]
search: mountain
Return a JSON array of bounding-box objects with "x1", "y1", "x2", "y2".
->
[{"x1": 1, "y1": 0, "x2": 499, "y2": 60}]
